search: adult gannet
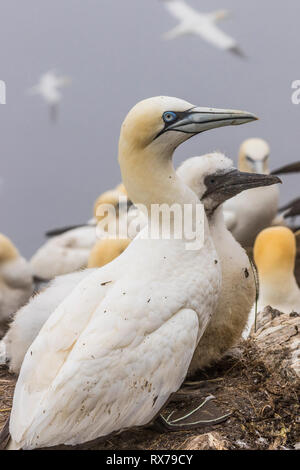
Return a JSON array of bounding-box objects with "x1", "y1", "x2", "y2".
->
[
  {"x1": 29, "y1": 70, "x2": 71, "y2": 122},
  {"x1": 223, "y1": 138, "x2": 280, "y2": 247},
  {"x1": 30, "y1": 186, "x2": 127, "y2": 280},
  {"x1": 176, "y1": 155, "x2": 280, "y2": 373},
  {"x1": 0, "y1": 234, "x2": 33, "y2": 337},
  {"x1": 5, "y1": 97, "x2": 257, "y2": 449},
  {"x1": 254, "y1": 227, "x2": 300, "y2": 314},
  {"x1": 162, "y1": 0, "x2": 244, "y2": 57}
]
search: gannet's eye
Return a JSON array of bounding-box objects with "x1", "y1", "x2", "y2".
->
[{"x1": 163, "y1": 111, "x2": 177, "y2": 124}]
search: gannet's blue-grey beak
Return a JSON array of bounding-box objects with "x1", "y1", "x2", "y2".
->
[{"x1": 157, "y1": 107, "x2": 258, "y2": 139}]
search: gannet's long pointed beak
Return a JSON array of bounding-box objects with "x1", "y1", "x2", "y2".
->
[
  {"x1": 203, "y1": 169, "x2": 281, "y2": 201},
  {"x1": 166, "y1": 107, "x2": 258, "y2": 135}
]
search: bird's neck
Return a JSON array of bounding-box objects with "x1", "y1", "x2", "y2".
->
[{"x1": 119, "y1": 142, "x2": 199, "y2": 211}]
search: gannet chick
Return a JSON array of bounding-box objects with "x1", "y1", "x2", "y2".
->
[
  {"x1": 29, "y1": 70, "x2": 71, "y2": 122},
  {"x1": 88, "y1": 239, "x2": 131, "y2": 269},
  {"x1": 162, "y1": 0, "x2": 245, "y2": 57},
  {"x1": 177, "y1": 155, "x2": 281, "y2": 373},
  {"x1": 6, "y1": 97, "x2": 257, "y2": 449},
  {"x1": 0, "y1": 235, "x2": 33, "y2": 337},
  {"x1": 223, "y1": 138, "x2": 280, "y2": 247},
  {"x1": 254, "y1": 227, "x2": 300, "y2": 313},
  {"x1": 30, "y1": 187, "x2": 127, "y2": 280}
]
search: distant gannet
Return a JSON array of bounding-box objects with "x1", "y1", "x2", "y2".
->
[
  {"x1": 223, "y1": 138, "x2": 280, "y2": 247},
  {"x1": 254, "y1": 227, "x2": 300, "y2": 314},
  {"x1": 5, "y1": 97, "x2": 257, "y2": 449},
  {"x1": 0, "y1": 235, "x2": 33, "y2": 337},
  {"x1": 29, "y1": 70, "x2": 71, "y2": 122},
  {"x1": 162, "y1": 0, "x2": 244, "y2": 57},
  {"x1": 177, "y1": 155, "x2": 280, "y2": 373},
  {"x1": 30, "y1": 186, "x2": 127, "y2": 280},
  {"x1": 88, "y1": 238, "x2": 131, "y2": 269}
]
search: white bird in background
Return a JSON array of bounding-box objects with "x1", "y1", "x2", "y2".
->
[
  {"x1": 0, "y1": 234, "x2": 33, "y2": 338},
  {"x1": 162, "y1": 0, "x2": 245, "y2": 57},
  {"x1": 29, "y1": 70, "x2": 71, "y2": 122},
  {"x1": 4, "y1": 97, "x2": 256, "y2": 450},
  {"x1": 223, "y1": 138, "x2": 280, "y2": 248},
  {"x1": 254, "y1": 227, "x2": 300, "y2": 314},
  {"x1": 244, "y1": 226, "x2": 300, "y2": 338}
]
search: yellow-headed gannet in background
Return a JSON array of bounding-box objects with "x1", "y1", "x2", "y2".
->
[
  {"x1": 162, "y1": 0, "x2": 245, "y2": 57},
  {"x1": 0, "y1": 234, "x2": 33, "y2": 337},
  {"x1": 88, "y1": 238, "x2": 131, "y2": 269},
  {"x1": 223, "y1": 138, "x2": 280, "y2": 247},
  {"x1": 5, "y1": 97, "x2": 257, "y2": 449},
  {"x1": 177, "y1": 154, "x2": 280, "y2": 373},
  {"x1": 254, "y1": 227, "x2": 300, "y2": 314},
  {"x1": 1, "y1": 154, "x2": 279, "y2": 376},
  {"x1": 29, "y1": 185, "x2": 128, "y2": 280},
  {"x1": 29, "y1": 70, "x2": 71, "y2": 122}
]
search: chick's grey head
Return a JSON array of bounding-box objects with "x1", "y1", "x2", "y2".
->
[{"x1": 177, "y1": 153, "x2": 281, "y2": 216}]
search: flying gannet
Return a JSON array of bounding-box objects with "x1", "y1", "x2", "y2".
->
[
  {"x1": 4, "y1": 97, "x2": 257, "y2": 449},
  {"x1": 0, "y1": 234, "x2": 33, "y2": 337},
  {"x1": 223, "y1": 138, "x2": 280, "y2": 248},
  {"x1": 162, "y1": 0, "x2": 244, "y2": 57},
  {"x1": 29, "y1": 70, "x2": 71, "y2": 122}
]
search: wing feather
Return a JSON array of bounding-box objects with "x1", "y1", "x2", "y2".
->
[
  {"x1": 11, "y1": 306, "x2": 199, "y2": 448},
  {"x1": 163, "y1": 0, "x2": 198, "y2": 22}
]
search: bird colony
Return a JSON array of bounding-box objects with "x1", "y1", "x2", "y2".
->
[{"x1": 0, "y1": 0, "x2": 299, "y2": 452}]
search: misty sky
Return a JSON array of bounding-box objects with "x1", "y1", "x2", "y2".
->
[{"x1": 0, "y1": 0, "x2": 300, "y2": 256}]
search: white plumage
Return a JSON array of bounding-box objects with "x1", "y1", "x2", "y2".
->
[{"x1": 162, "y1": 0, "x2": 244, "y2": 56}]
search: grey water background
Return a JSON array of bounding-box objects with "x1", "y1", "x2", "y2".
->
[{"x1": 0, "y1": 0, "x2": 299, "y2": 257}]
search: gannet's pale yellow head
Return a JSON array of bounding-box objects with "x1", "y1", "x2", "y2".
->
[
  {"x1": 115, "y1": 183, "x2": 127, "y2": 196},
  {"x1": 239, "y1": 138, "x2": 270, "y2": 174},
  {"x1": 177, "y1": 153, "x2": 281, "y2": 216},
  {"x1": 0, "y1": 234, "x2": 19, "y2": 263},
  {"x1": 119, "y1": 96, "x2": 258, "y2": 156},
  {"x1": 88, "y1": 238, "x2": 131, "y2": 268},
  {"x1": 119, "y1": 96, "x2": 257, "y2": 206},
  {"x1": 93, "y1": 189, "x2": 128, "y2": 221},
  {"x1": 254, "y1": 227, "x2": 296, "y2": 280}
]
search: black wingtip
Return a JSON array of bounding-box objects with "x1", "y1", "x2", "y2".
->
[
  {"x1": 229, "y1": 46, "x2": 247, "y2": 59},
  {"x1": 45, "y1": 224, "x2": 88, "y2": 238},
  {"x1": 271, "y1": 161, "x2": 300, "y2": 176}
]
